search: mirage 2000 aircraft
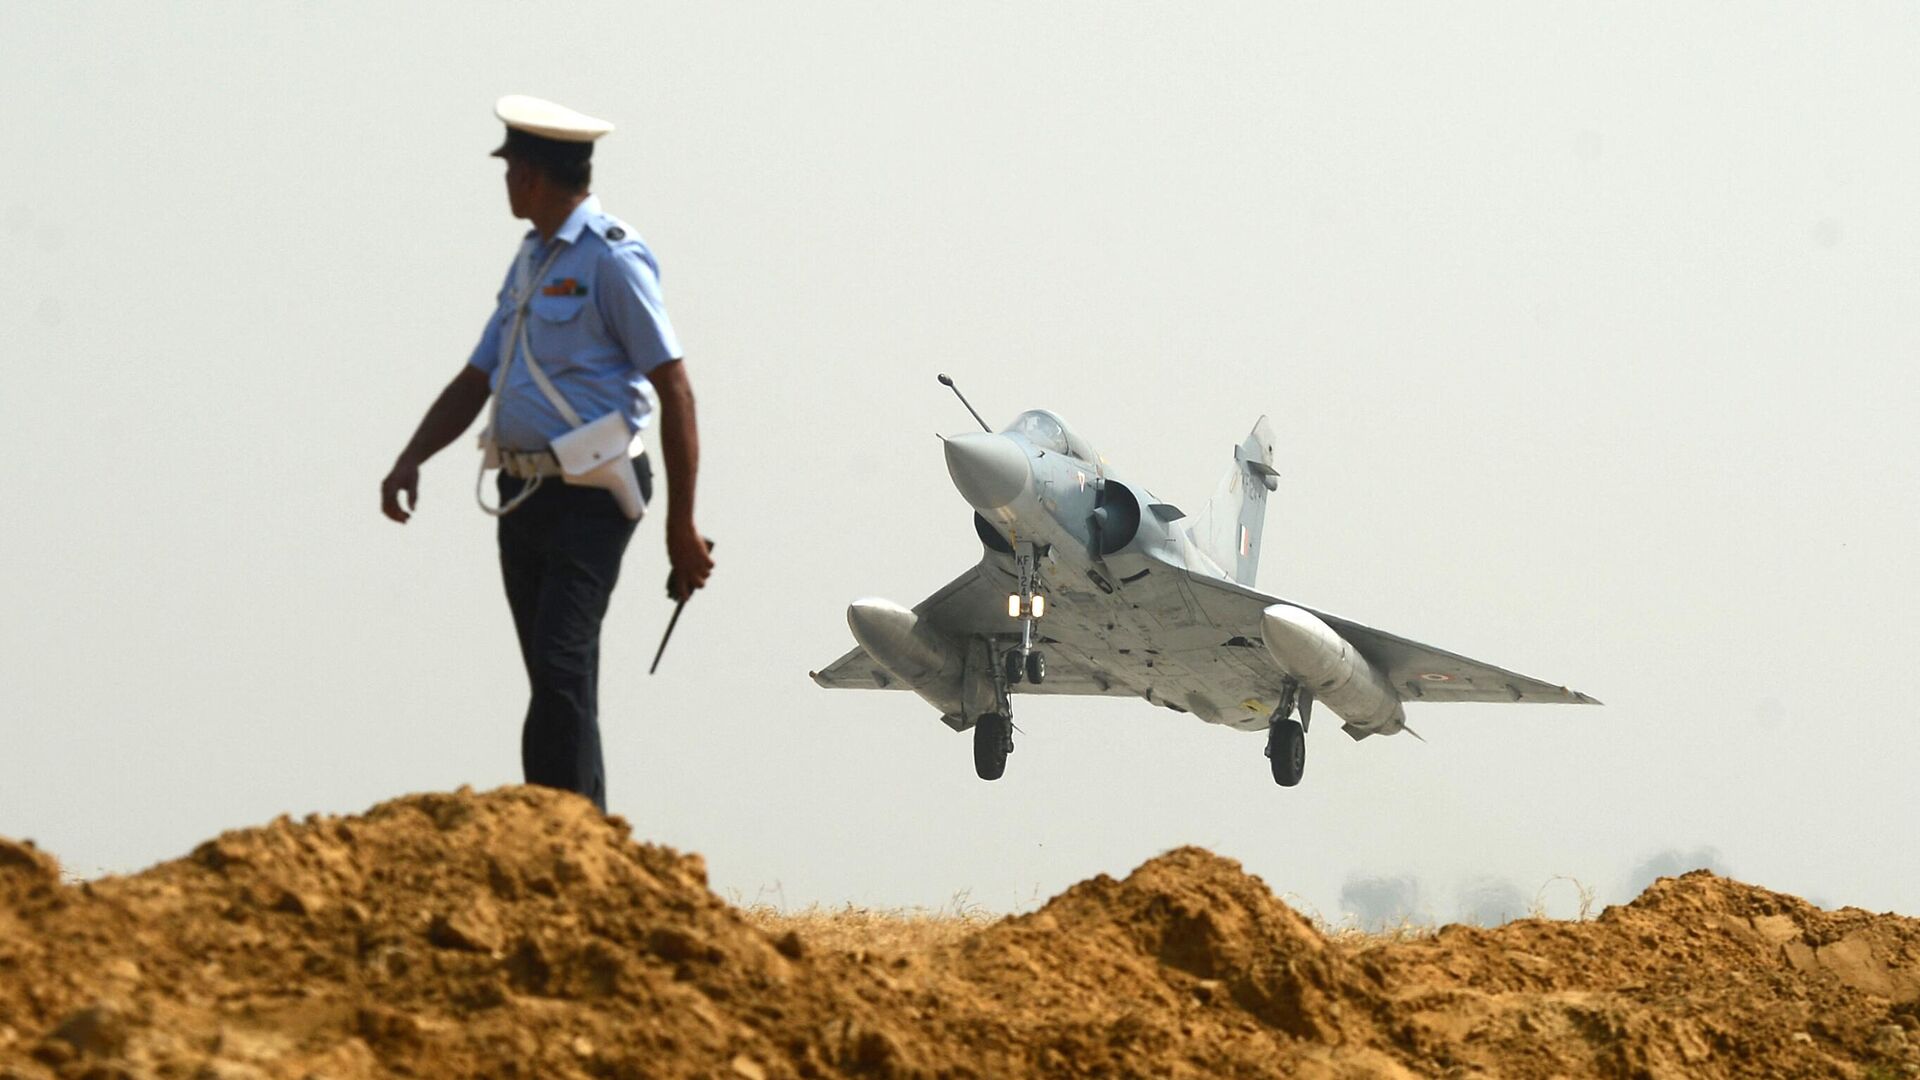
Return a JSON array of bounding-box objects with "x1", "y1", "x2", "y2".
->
[{"x1": 810, "y1": 376, "x2": 1598, "y2": 786}]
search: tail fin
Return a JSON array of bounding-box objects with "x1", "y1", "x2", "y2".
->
[{"x1": 1192, "y1": 417, "x2": 1278, "y2": 585}]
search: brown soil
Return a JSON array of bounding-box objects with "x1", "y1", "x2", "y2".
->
[{"x1": 2, "y1": 786, "x2": 1916, "y2": 1079}]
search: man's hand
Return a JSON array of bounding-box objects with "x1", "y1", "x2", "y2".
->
[
  {"x1": 666, "y1": 519, "x2": 714, "y2": 601},
  {"x1": 382, "y1": 459, "x2": 421, "y2": 523},
  {"x1": 381, "y1": 368, "x2": 492, "y2": 525},
  {"x1": 651, "y1": 359, "x2": 710, "y2": 600}
]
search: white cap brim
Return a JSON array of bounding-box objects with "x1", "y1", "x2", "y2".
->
[{"x1": 494, "y1": 94, "x2": 614, "y2": 143}]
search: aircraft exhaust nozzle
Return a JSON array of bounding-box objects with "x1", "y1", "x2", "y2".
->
[
  {"x1": 943, "y1": 432, "x2": 1030, "y2": 511},
  {"x1": 1261, "y1": 604, "x2": 1406, "y2": 735},
  {"x1": 846, "y1": 598, "x2": 965, "y2": 713}
]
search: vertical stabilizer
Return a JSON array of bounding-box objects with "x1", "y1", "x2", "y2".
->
[{"x1": 1192, "y1": 418, "x2": 1277, "y2": 585}]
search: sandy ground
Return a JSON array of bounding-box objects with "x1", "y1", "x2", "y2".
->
[{"x1": 2, "y1": 786, "x2": 1916, "y2": 1079}]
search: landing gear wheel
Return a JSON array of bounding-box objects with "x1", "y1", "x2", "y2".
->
[
  {"x1": 973, "y1": 713, "x2": 1012, "y2": 781},
  {"x1": 1025, "y1": 650, "x2": 1046, "y2": 684},
  {"x1": 1268, "y1": 720, "x2": 1306, "y2": 787},
  {"x1": 1003, "y1": 651, "x2": 1024, "y2": 685}
]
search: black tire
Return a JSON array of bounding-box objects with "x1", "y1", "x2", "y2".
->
[
  {"x1": 1025, "y1": 650, "x2": 1046, "y2": 684},
  {"x1": 973, "y1": 714, "x2": 1011, "y2": 781},
  {"x1": 1268, "y1": 721, "x2": 1306, "y2": 787},
  {"x1": 1004, "y1": 650, "x2": 1024, "y2": 685}
]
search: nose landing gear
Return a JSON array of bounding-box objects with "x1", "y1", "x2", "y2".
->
[
  {"x1": 978, "y1": 544, "x2": 1053, "y2": 781},
  {"x1": 1004, "y1": 544, "x2": 1048, "y2": 685},
  {"x1": 1004, "y1": 648, "x2": 1046, "y2": 685}
]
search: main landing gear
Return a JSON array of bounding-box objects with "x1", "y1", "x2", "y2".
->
[
  {"x1": 1265, "y1": 679, "x2": 1314, "y2": 787},
  {"x1": 976, "y1": 647, "x2": 1026, "y2": 780},
  {"x1": 973, "y1": 712, "x2": 1013, "y2": 781}
]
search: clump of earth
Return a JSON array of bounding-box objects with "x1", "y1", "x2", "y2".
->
[{"x1": 2, "y1": 786, "x2": 1916, "y2": 1078}]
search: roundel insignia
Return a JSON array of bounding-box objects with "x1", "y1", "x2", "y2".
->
[
  {"x1": 605, "y1": 226, "x2": 626, "y2": 241},
  {"x1": 1420, "y1": 673, "x2": 1453, "y2": 682}
]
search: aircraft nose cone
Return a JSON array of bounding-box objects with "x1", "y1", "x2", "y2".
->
[{"x1": 943, "y1": 432, "x2": 1030, "y2": 511}]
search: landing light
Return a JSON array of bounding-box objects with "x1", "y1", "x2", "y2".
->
[
  {"x1": 1031, "y1": 594, "x2": 1046, "y2": 618},
  {"x1": 1007, "y1": 594, "x2": 1021, "y2": 618}
]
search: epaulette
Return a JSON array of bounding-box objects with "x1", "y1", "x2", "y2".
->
[{"x1": 586, "y1": 213, "x2": 634, "y2": 245}]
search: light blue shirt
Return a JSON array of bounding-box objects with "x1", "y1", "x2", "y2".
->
[{"x1": 466, "y1": 195, "x2": 682, "y2": 450}]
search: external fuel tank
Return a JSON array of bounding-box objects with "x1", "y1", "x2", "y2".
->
[{"x1": 1261, "y1": 604, "x2": 1406, "y2": 735}]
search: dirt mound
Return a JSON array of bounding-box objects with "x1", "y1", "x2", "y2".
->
[
  {"x1": 1353, "y1": 870, "x2": 1920, "y2": 1078},
  {"x1": 2, "y1": 787, "x2": 1916, "y2": 1079}
]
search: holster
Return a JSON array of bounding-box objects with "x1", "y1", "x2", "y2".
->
[{"x1": 550, "y1": 411, "x2": 645, "y2": 520}]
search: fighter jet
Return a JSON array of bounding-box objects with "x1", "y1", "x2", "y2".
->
[{"x1": 810, "y1": 376, "x2": 1598, "y2": 785}]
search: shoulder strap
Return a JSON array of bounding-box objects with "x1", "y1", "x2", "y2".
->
[
  {"x1": 475, "y1": 240, "x2": 580, "y2": 517},
  {"x1": 489, "y1": 242, "x2": 586, "y2": 429},
  {"x1": 517, "y1": 340, "x2": 584, "y2": 428}
]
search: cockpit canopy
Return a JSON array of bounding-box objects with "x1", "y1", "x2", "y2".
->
[{"x1": 1003, "y1": 410, "x2": 1097, "y2": 463}]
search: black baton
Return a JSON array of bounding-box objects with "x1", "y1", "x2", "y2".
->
[{"x1": 649, "y1": 539, "x2": 714, "y2": 674}]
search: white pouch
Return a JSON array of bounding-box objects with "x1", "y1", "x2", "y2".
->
[{"x1": 551, "y1": 410, "x2": 645, "y2": 521}]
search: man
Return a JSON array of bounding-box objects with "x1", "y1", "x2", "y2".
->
[{"x1": 381, "y1": 95, "x2": 713, "y2": 812}]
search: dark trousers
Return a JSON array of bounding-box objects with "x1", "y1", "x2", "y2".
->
[{"x1": 496, "y1": 458, "x2": 652, "y2": 812}]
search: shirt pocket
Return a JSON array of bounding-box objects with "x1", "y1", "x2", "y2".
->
[{"x1": 527, "y1": 294, "x2": 594, "y2": 368}]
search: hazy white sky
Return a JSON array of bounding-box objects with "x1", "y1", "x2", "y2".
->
[{"x1": 2, "y1": 3, "x2": 1915, "y2": 923}]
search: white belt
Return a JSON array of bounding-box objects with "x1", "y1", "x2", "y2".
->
[
  {"x1": 497, "y1": 449, "x2": 564, "y2": 479},
  {"x1": 499, "y1": 448, "x2": 642, "y2": 481}
]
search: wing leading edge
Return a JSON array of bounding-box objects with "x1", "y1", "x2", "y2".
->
[{"x1": 1183, "y1": 572, "x2": 1600, "y2": 706}]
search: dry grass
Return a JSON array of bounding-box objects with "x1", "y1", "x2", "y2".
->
[
  {"x1": 1279, "y1": 891, "x2": 1441, "y2": 950},
  {"x1": 1308, "y1": 875, "x2": 1603, "y2": 955},
  {"x1": 737, "y1": 877, "x2": 1601, "y2": 958},
  {"x1": 737, "y1": 891, "x2": 998, "y2": 956},
  {"x1": 743, "y1": 901, "x2": 1441, "y2": 957}
]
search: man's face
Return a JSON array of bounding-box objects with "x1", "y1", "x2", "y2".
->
[{"x1": 503, "y1": 156, "x2": 537, "y2": 220}]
